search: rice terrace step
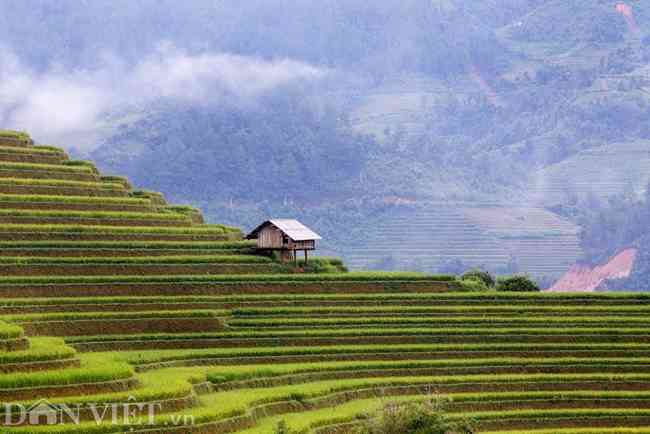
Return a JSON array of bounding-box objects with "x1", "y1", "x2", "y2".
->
[{"x1": 0, "y1": 130, "x2": 646, "y2": 433}]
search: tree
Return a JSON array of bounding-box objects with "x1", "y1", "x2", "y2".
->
[
  {"x1": 496, "y1": 275, "x2": 541, "y2": 292},
  {"x1": 461, "y1": 269, "x2": 496, "y2": 288}
]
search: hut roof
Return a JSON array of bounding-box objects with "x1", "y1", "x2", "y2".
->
[{"x1": 247, "y1": 219, "x2": 322, "y2": 241}]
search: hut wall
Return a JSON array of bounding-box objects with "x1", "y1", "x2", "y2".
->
[{"x1": 257, "y1": 226, "x2": 284, "y2": 249}]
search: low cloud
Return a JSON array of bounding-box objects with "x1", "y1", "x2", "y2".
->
[{"x1": 0, "y1": 44, "x2": 326, "y2": 149}]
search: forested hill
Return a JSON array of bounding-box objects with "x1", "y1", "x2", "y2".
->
[
  {"x1": 575, "y1": 185, "x2": 650, "y2": 291},
  {"x1": 2, "y1": 0, "x2": 650, "y2": 282}
]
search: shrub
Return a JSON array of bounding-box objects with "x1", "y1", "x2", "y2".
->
[
  {"x1": 299, "y1": 257, "x2": 348, "y2": 273},
  {"x1": 458, "y1": 279, "x2": 489, "y2": 292},
  {"x1": 462, "y1": 269, "x2": 495, "y2": 288},
  {"x1": 496, "y1": 275, "x2": 541, "y2": 292},
  {"x1": 356, "y1": 396, "x2": 475, "y2": 434}
]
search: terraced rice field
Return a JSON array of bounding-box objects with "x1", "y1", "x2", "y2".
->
[
  {"x1": 6, "y1": 292, "x2": 650, "y2": 433},
  {"x1": 527, "y1": 140, "x2": 650, "y2": 207},
  {"x1": 0, "y1": 130, "x2": 648, "y2": 433},
  {"x1": 346, "y1": 205, "x2": 582, "y2": 278}
]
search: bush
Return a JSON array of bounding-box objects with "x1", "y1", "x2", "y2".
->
[
  {"x1": 298, "y1": 257, "x2": 349, "y2": 273},
  {"x1": 496, "y1": 275, "x2": 541, "y2": 292},
  {"x1": 356, "y1": 396, "x2": 475, "y2": 434},
  {"x1": 458, "y1": 279, "x2": 489, "y2": 292},
  {"x1": 462, "y1": 269, "x2": 495, "y2": 288}
]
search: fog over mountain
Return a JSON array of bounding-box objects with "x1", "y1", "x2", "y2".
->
[
  {"x1": 2, "y1": 0, "x2": 650, "y2": 286},
  {"x1": 0, "y1": 45, "x2": 325, "y2": 148},
  {"x1": 0, "y1": 1, "x2": 519, "y2": 142}
]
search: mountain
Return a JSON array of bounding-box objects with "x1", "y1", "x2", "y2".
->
[
  {"x1": 2, "y1": 0, "x2": 650, "y2": 283},
  {"x1": 563, "y1": 185, "x2": 650, "y2": 291}
]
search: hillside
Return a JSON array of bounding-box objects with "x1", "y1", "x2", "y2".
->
[
  {"x1": 562, "y1": 188, "x2": 650, "y2": 292},
  {"x1": 60, "y1": 0, "x2": 646, "y2": 284},
  {"x1": 0, "y1": 129, "x2": 650, "y2": 432},
  {"x1": 2, "y1": 1, "x2": 650, "y2": 284},
  {"x1": 345, "y1": 204, "x2": 581, "y2": 278},
  {"x1": 527, "y1": 140, "x2": 650, "y2": 207}
]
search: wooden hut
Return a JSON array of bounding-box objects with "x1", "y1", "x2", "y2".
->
[{"x1": 246, "y1": 219, "x2": 321, "y2": 262}]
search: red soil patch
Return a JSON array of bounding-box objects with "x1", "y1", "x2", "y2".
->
[{"x1": 549, "y1": 248, "x2": 637, "y2": 292}]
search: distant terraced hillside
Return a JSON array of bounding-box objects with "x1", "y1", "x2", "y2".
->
[
  {"x1": 346, "y1": 204, "x2": 582, "y2": 278},
  {"x1": 528, "y1": 139, "x2": 650, "y2": 207},
  {"x1": 349, "y1": 73, "x2": 482, "y2": 141}
]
